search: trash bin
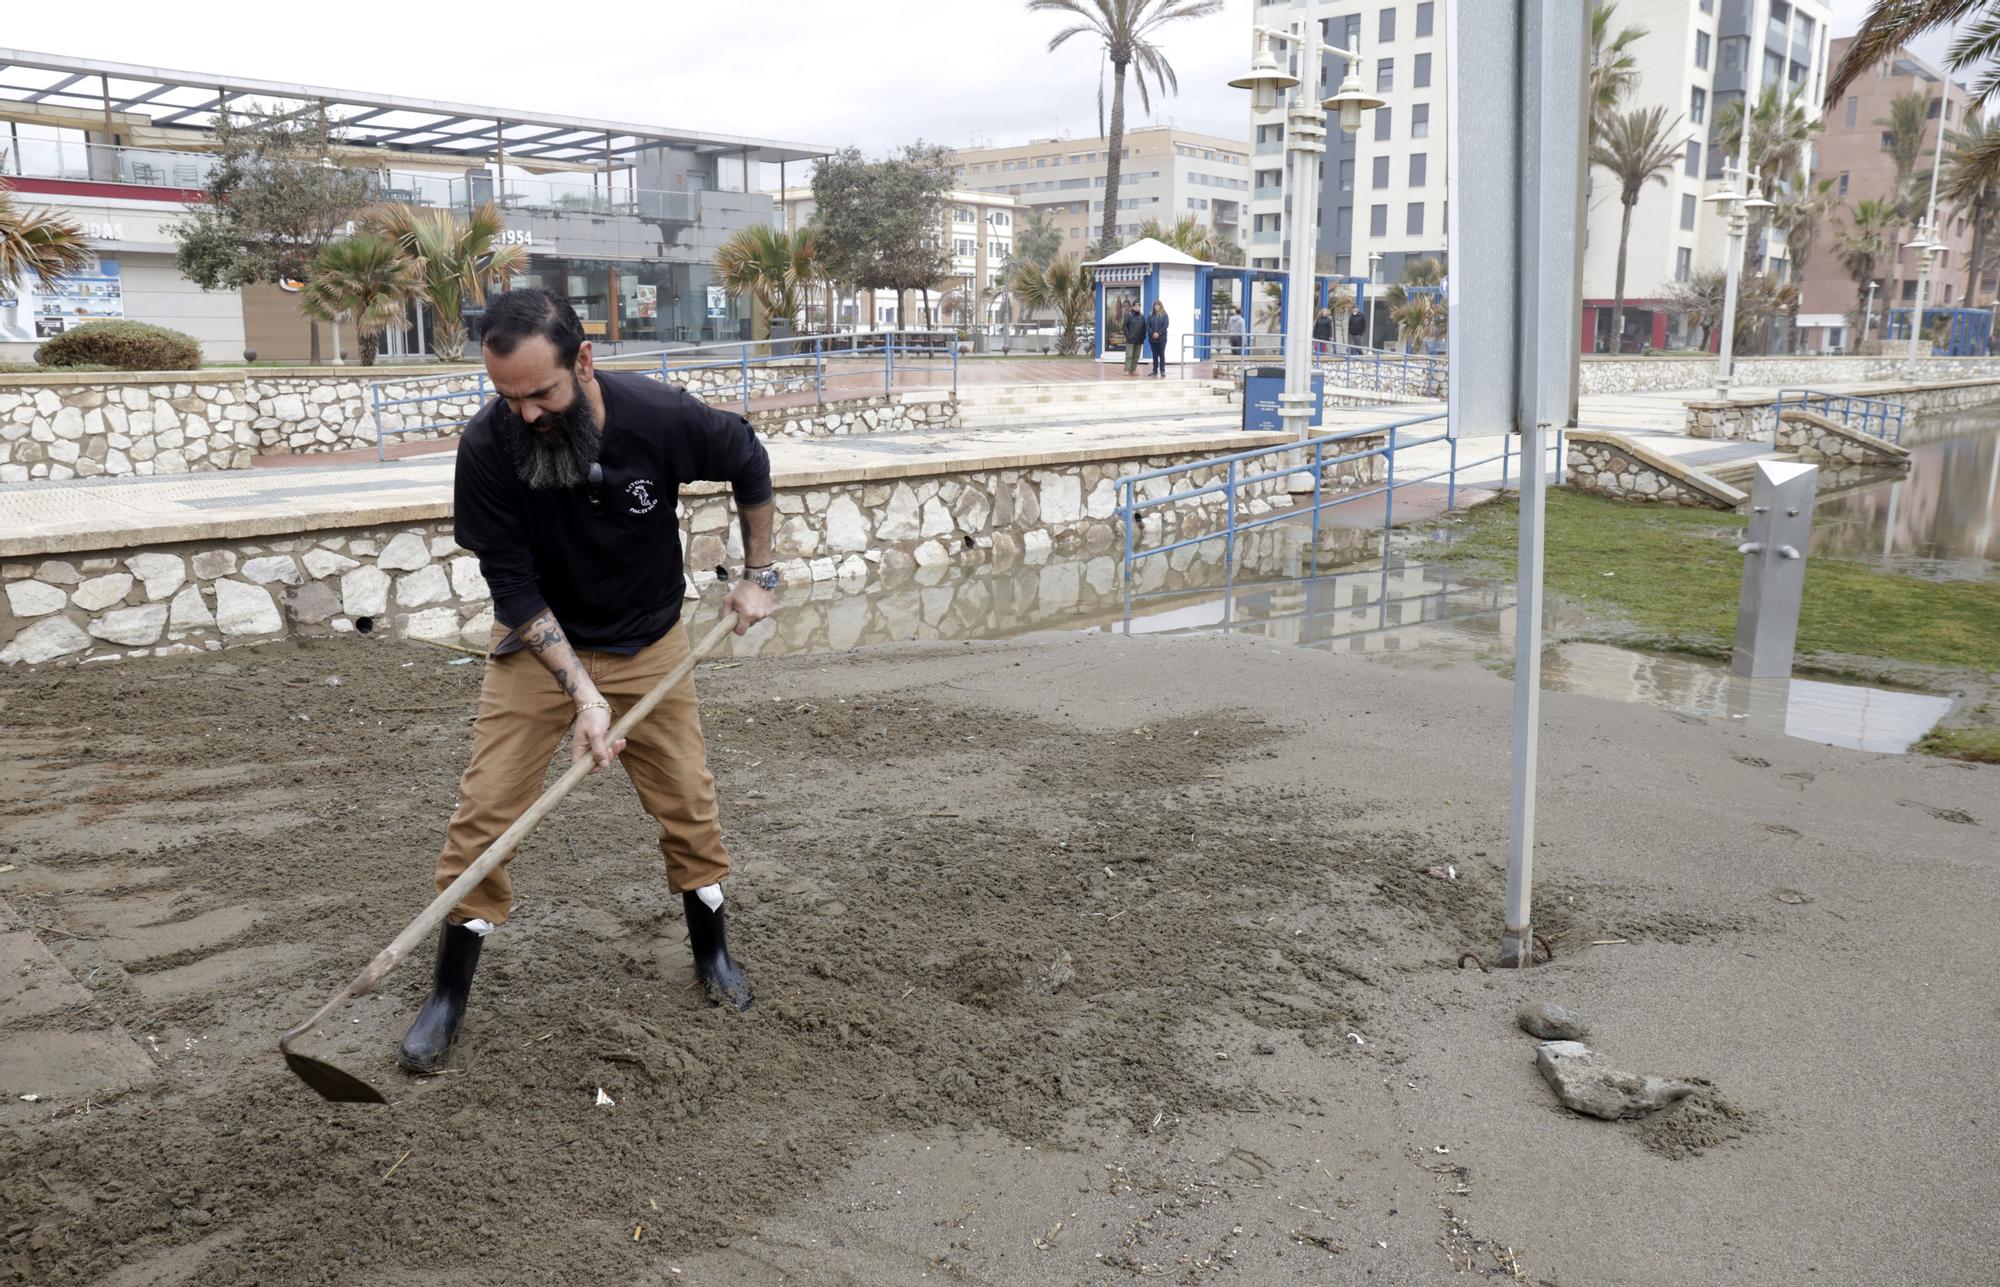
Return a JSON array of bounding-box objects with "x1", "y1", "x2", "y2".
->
[{"x1": 1242, "y1": 368, "x2": 1324, "y2": 432}]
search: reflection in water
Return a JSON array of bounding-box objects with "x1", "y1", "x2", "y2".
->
[
  {"x1": 1812, "y1": 405, "x2": 2000, "y2": 575},
  {"x1": 1542, "y1": 644, "x2": 1951, "y2": 754}
]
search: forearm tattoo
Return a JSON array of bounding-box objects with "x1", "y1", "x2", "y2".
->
[{"x1": 521, "y1": 610, "x2": 582, "y2": 698}]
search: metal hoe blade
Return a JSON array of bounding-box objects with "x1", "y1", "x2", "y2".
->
[{"x1": 282, "y1": 1044, "x2": 389, "y2": 1104}]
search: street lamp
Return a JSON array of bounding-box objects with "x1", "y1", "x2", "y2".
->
[
  {"x1": 1863, "y1": 279, "x2": 1879, "y2": 346},
  {"x1": 1365, "y1": 249, "x2": 1384, "y2": 352},
  {"x1": 1904, "y1": 222, "x2": 1944, "y2": 370},
  {"x1": 1231, "y1": 3, "x2": 1380, "y2": 446}
]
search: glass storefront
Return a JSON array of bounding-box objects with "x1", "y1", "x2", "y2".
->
[{"x1": 516, "y1": 259, "x2": 748, "y2": 347}]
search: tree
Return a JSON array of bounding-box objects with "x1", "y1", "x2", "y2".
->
[
  {"x1": 1591, "y1": 106, "x2": 1686, "y2": 354},
  {"x1": 171, "y1": 106, "x2": 372, "y2": 364},
  {"x1": 1133, "y1": 213, "x2": 1217, "y2": 258},
  {"x1": 361, "y1": 202, "x2": 527, "y2": 361},
  {"x1": 1589, "y1": 3, "x2": 1648, "y2": 120},
  {"x1": 1835, "y1": 197, "x2": 1899, "y2": 339},
  {"x1": 1661, "y1": 268, "x2": 1727, "y2": 350},
  {"x1": 0, "y1": 178, "x2": 91, "y2": 292},
  {"x1": 1716, "y1": 86, "x2": 1814, "y2": 278},
  {"x1": 1012, "y1": 209, "x2": 1065, "y2": 271},
  {"x1": 1827, "y1": 3, "x2": 2000, "y2": 109},
  {"x1": 298, "y1": 236, "x2": 421, "y2": 367},
  {"x1": 1867, "y1": 89, "x2": 1933, "y2": 308},
  {"x1": 810, "y1": 142, "x2": 955, "y2": 328},
  {"x1": 1942, "y1": 113, "x2": 2000, "y2": 304},
  {"x1": 1384, "y1": 259, "x2": 1447, "y2": 352},
  {"x1": 714, "y1": 224, "x2": 827, "y2": 336},
  {"x1": 1770, "y1": 176, "x2": 1840, "y2": 344},
  {"x1": 1030, "y1": 0, "x2": 1224, "y2": 250},
  {"x1": 1008, "y1": 254, "x2": 1094, "y2": 354}
]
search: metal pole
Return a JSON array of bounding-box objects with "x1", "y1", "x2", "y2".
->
[
  {"x1": 1278, "y1": 0, "x2": 1327, "y2": 448},
  {"x1": 1716, "y1": 0, "x2": 1764, "y2": 397},
  {"x1": 1864, "y1": 281, "x2": 1877, "y2": 346},
  {"x1": 1906, "y1": 79, "x2": 1951, "y2": 377}
]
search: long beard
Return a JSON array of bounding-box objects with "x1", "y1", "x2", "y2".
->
[{"x1": 499, "y1": 378, "x2": 601, "y2": 491}]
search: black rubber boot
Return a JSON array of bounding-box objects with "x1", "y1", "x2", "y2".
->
[
  {"x1": 684, "y1": 890, "x2": 753, "y2": 1012},
  {"x1": 398, "y1": 920, "x2": 483, "y2": 1073}
]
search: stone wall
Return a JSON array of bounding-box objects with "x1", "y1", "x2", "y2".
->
[
  {"x1": 1579, "y1": 354, "x2": 2000, "y2": 396},
  {"x1": 1686, "y1": 376, "x2": 2000, "y2": 441},
  {"x1": 1774, "y1": 410, "x2": 1912, "y2": 489},
  {"x1": 0, "y1": 439, "x2": 1385, "y2": 667},
  {"x1": 748, "y1": 390, "x2": 957, "y2": 439},
  {"x1": 1563, "y1": 431, "x2": 1745, "y2": 510}
]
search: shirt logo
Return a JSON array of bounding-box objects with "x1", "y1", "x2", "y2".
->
[{"x1": 625, "y1": 479, "x2": 658, "y2": 514}]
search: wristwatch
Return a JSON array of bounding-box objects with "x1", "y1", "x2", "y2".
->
[{"x1": 743, "y1": 564, "x2": 781, "y2": 591}]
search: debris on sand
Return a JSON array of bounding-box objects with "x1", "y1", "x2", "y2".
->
[
  {"x1": 1516, "y1": 1001, "x2": 1587, "y2": 1041},
  {"x1": 1535, "y1": 1041, "x2": 1699, "y2": 1120},
  {"x1": 594, "y1": 1088, "x2": 615, "y2": 1107},
  {"x1": 1025, "y1": 949, "x2": 1075, "y2": 996}
]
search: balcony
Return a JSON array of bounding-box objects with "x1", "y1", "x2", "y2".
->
[{"x1": 2, "y1": 139, "x2": 698, "y2": 223}]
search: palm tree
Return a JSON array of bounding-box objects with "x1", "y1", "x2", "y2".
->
[
  {"x1": 1384, "y1": 259, "x2": 1447, "y2": 352},
  {"x1": 1591, "y1": 106, "x2": 1686, "y2": 354},
  {"x1": 1826, "y1": 3, "x2": 2000, "y2": 109},
  {"x1": 1717, "y1": 86, "x2": 1815, "y2": 278},
  {"x1": 361, "y1": 202, "x2": 528, "y2": 361},
  {"x1": 1030, "y1": 0, "x2": 1225, "y2": 251},
  {"x1": 298, "y1": 235, "x2": 422, "y2": 367},
  {"x1": 714, "y1": 224, "x2": 827, "y2": 337},
  {"x1": 1942, "y1": 113, "x2": 2000, "y2": 304},
  {"x1": 1008, "y1": 255, "x2": 1094, "y2": 355},
  {"x1": 0, "y1": 179, "x2": 91, "y2": 292},
  {"x1": 1866, "y1": 89, "x2": 1933, "y2": 308},
  {"x1": 1589, "y1": 3, "x2": 1648, "y2": 118},
  {"x1": 1836, "y1": 197, "x2": 1900, "y2": 340},
  {"x1": 1133, "y1": 213, "x2": 1216, "y2": 258}
]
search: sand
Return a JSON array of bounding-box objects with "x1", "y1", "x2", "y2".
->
[{"x1": 0, "y1": 621, "x2": 1994, "y2": 1286}]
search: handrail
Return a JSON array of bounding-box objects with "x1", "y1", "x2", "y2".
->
[{"x1": 1773, "y1": 387, "x2": 1907, "y2": 444}]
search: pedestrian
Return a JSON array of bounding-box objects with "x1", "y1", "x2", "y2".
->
[
  {"x1": 398, "y1": 287, "x2": 777, "y2": 1076},
  {"x1": 1122, "y1": 304, "x2": 1146, "y2": 377},
  {"x1": 1147, "y1": 300, "x2": 1170, "y2": 378},
  {"x1": 1228, "y1": 308, "x2": 1247, "y2": 357},
  {"x1": 1347, "y1": 305, "x2": 1367, "y2": 354},
  {"x1": 1313, "y1": 307, "x2": 1334, "y2": 357}
]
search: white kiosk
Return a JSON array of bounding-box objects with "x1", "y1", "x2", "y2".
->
[{"x1": 1086, "y1": 237, "x2": 1209, "y2": 368}]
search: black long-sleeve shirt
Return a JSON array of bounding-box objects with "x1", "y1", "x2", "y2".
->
[{"x1": 454, "y1": 370, "x2": 773, "y2": 652}]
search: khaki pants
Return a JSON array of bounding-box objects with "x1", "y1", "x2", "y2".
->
[
  {"x1": 1124, "y1": 343, "x2": 1140, "y2": 374},
  {"x1": 434, "y1": 621, "x2": 729, "y2": 925}
]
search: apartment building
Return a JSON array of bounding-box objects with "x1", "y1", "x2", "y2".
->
[
  {"x1": 1245, "y1": 0, "x2": 1446, "y2": 288},
  {"x1": 948, "y1": 126, "x2": 1250, "y2": 258},
  {"x1": 1578, "y1": 0, "x2": 1834, "y2": 353},
  {"x1": 779, "y1": 187, "x2": 1015, "y2": 327},
  {"x1": 1796, "y1": 38, "x2": 1992, "y2": 352}
]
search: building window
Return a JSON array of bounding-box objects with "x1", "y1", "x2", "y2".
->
[
  {"x1": 1370, "y1": 204, "x2": 1388, "y2": 236},
  {"x1": 1845, "y1": 95, "x2": 1858, "y2": 127},
  {"x1": 1695, "y1": 32, "x2": 1710, "y2": 69},
  {"x1": 1411, "y1": 104, "x2": 1430, "y2": 139},
  {"x1": 1413, "y1": 52, "x2": 1432, "y2": 88},
  {"x1": 1409, "y1": 152, "x2": 1427, "y2": 186},
  {"x1": 1676, "y1": 247, "x2": 1692, "y2": 281},
  {"x1": 1838, "y1": 171, "x2": 1849, "y2": 196},
  {"x1": 1372, "y1": 155, "x2": 1390, "y2": 187},
  {"x1": 1416, "y1": 2, "x2": 1434, "y2": 37},
  {"x1": 1375, "y1": 105, "x2": 1393, "y2": 141},
  {"x1": 1406, "y1": 202, "x2": 1424, "y2": 235},
  {"x1": 1690, "y1": 87, "x2": 1706, "y2": 124},
  {"x1": 1681, "y1": 193, "x2": 1696, "y2": 230},
  {"x1": 1700, "y1": 0, "x2": 1712, "y2": 10},
  {"x1": 1927, "y1": 95, "x2": 1942, "y2": 120},
  {"x1": 1338, "y1": 158, "x2": 1354, "y2": 192},
  {"x1": 1377, "y1": 58, "x2": 1394, "y2": 92},
  {"x1": 1685, "y1": 139, "x2": 1701, "y2": 178},
  {"x1": 1880, "y1": 130, "x2": 1896, "y2": 150},
  {"x1": 1379, "y1": 7, "x2": 1395, "y2": 42},
  {"x1": 1335, "y1": 205, "x2": 1353, "y2": 240}
]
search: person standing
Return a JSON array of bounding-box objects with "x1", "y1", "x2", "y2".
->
[
  {"x1": 1228, "y1": 308, "x2": 1247, "y2": 357},
  {"x1": 398, "y1": 287, "x2": 776, "y2": 1076},
  {"x1": 1146, "y1": 300, "x2": 1170, "y2": 378},
  {"x1": 1312, "y1": 307, "x2": 1334, "y2": 357},
  {"x1": 1121, "y1": 304, "x2": 1146, "y2": 376}
]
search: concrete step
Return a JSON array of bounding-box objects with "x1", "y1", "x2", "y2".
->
[{"x1": 1706, "y1": 453, "x2": 1802, "y2": 489}]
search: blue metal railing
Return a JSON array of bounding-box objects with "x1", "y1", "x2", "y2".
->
[
  {"x1": 1116, "y1": 414, "x2": 1564, "y2": 571},
  {"x1": 1772, "y1": 388, "x2": 1906, "y2": 443},
  {"x1": 1179, "y1": 332, "x2": 1447, "y2": 396},
  {"x1": 369, "y1": 370, "x2": 489, "y2": 461}
]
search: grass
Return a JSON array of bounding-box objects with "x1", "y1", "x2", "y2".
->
[
  {"x1": 1916, "y1": 726, "x2": 2000, "y2": 763},
  {"x1": 1429, "y1": 490, "x2": 2000, "y2": 673}
]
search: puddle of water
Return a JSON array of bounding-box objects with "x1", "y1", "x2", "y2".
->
[
  {"x1": 1542, "y1": 643, "x2": 1952, "y2": 754},
  {"x1": 1812, "y1": 404, "x2": 2000, "y2": 577}
]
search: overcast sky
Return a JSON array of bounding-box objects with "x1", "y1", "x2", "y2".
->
[{"x1": 21, "y1": 0, "x2": 1942, "y2": 161}]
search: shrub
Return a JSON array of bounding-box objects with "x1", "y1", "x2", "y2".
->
[{"x1": 35, "y1": 321, "x2": 202, "y2": 371}]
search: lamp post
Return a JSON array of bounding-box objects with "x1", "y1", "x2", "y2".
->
[
  {"x1": 1903, "y1": 224, "x2": 1943, "y2": 372},
  {"x1": 1365, "y1": 249, "x2": 1383, "y2": 352},
  {"x1": 1713, "y1": 0, "x2": 1765, "y2": 398},
  {"x1": 1230, "y1": 5, "x2": 1382, "y2": 443},
  {"x1": 1863, "y1": 278, "x2": 1878, "y2": 346}
]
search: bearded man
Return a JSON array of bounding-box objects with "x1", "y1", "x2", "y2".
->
[{"x1": 398, "y1": 287, "x2": 777, "y2": 1075}]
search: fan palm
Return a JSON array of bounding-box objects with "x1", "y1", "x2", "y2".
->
[
  {"x1": 361, "y1": 202, "x2": 528, "y2": 360},
  {"x1": 1836, "y1": 197, "x2": 1901, "y2": 339},
  {"x1": 0, "y1": 180, "x2": 91, "y2": 293},
  {"x1": 1590, "y1": 3, "x2": 1648, "y2": 116},
  {"x1": 1029, "y1": 0, "x2": 1225, "y2": 251},
  {"x1": 1771, "y1": 176, "x2": 1840, "y2": 337},
  {"x1": 1942, "y1": 113, "x2": 2000, "y2": 303},
  {"x1": 1384, "y1": 259, "x2": 1447, "y2": 352},
  {"x1": 1008, "y1": 254, "x2": 1094, "y2": 355},
  {"x1": 1133, "y1": 213, "x2": 1216, "y2": 258},
  {"x1": 298, "y1": 235, "x2": 423, "y2": 367},
  {"x1": 1716, "y1": 86, "x2": 1815, "y2": 277},
  {"x1": 1826, "y1": 2, "x2": 2000, "y2": 109},
  {"x1": 1592, "y1": 106, "x2": 1687, "y2": 354},
  {"x1": 714, "y1": 224, "x2": 827, "y2": 336}
]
